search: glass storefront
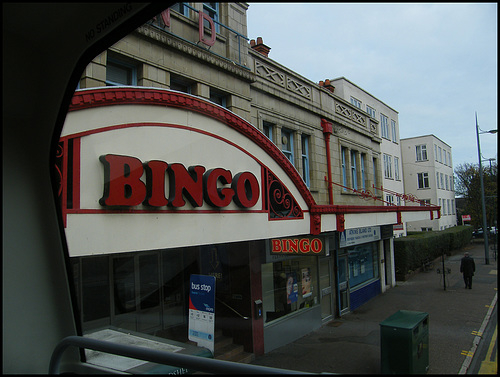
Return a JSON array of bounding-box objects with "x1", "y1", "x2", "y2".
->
[
  {"x1": 346, "y1": 242, "x2": 379, "y2": 289},
  {"x1": 261, "y1": 256, "x2": 319, "y2": 323}
]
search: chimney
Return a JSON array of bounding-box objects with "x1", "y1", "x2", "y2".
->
[
  {"x1": 250, "y1": 37, "x2": 271, "y2": 57},
  {"x1": 319, "y1": 79, "x2": 335, "y2": 93}
]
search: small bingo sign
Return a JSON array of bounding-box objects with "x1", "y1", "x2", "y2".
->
[{"x1": 188, "y1": 274, "x2": 216, "y2": 354}]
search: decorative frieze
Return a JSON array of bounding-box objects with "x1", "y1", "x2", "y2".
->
[
  {"x1": 255, "y1": 61, "x2": 285, "y2": 87},
  {"x1": 335, "y1": 102, "x2": 367, "y2": 128},
  {"x1": 255, "y1": 60, "x2": 311, "y2": 100}
]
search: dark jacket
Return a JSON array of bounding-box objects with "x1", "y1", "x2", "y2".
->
[{"x1": 460, "y1": 256, "x2": 475, "y2": 276}]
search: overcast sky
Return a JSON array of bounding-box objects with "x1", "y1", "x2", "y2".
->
[{"x1": 247, "y1": 3, "x2": 498, "y2": 169}]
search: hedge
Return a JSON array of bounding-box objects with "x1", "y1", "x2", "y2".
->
[{"x1": 394, "y1": 226, "x2": 473, "y2": 280}]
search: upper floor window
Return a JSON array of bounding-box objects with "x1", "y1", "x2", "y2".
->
[
  {"x1": 443, "y1": 149, "x2": 447, "y2": 165},
  {"x1": 263, "y1": 121, "x2": 274, "y2": 142},
  {"x1": 170, "y1": 75, "x2": 192, "y2": 94},
  {"x1": 281, "y1": 128, "x2": 294, "y2": 165},
  {"x1": 448, "y1": 152, "x2": 451, "y2": 166},
  {"x1": 416, "y1": 144, "x2": 427, "y2": 161},
  {"x1": 342, "y1": 147, "x2": 347, "y2": 191},
  {"x1": 394, "y1": 156, "x2": 400, "y2": 181},
  {"x1": 391, "y1": 120, "x2": 397, "y2": 143},
  {"x1": 366, "y1": 106, "x2": 376, "y2": 118},
  {"x1": 436, "y1": 172, "x2": 440, "y2": 189},
  {"x1": 383, "y1": 154, "x2": 393, "y2": 179},
  {"x1": 209, "y1": 88, "x2": 227, "y2": 107},
  {"x1": 380, "y1": 114, "x2": 389, "y2": 139},
  {"x1": 203, "y1": 3, "x2": 219, "y2": 32},
  {"x1": 106, "y1": 58, "x2": 137, "y2": 86},
  {"x1": 170, "y1": 2, "x2": 190, "y2": 17},
  {"x1": 351, "y1": 150, "x2": 358, "y2": 189},
  {"x1": 350, "y1": 97, "x2": 362, "y2": 109},
  {"x1": 438, "y1": 146, "x2": 442, "y2": 163},
  {"x1": 434, "y1": 144, "x2": 438, "y2": 161},
  {"x1": 301, "y1": 135, "x2": 310, "y2": 187},
  {"x1": 360, "y1": 153, "x2": 366, "y2": 190},
  {"x1": 417, "y1": 172, "x2": 430, "y2": 189}
]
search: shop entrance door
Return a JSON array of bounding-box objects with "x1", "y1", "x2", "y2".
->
[
  {"x1": 337, "y1": 256, "x2": 350, "y2": 316},
  {"x1": 320, "y1": 258, "x2": 333, "y2": 321}
]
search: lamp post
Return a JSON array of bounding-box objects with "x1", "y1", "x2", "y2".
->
[{"x1": 475, "y1": 112, "x2": 497, "y2": 265}]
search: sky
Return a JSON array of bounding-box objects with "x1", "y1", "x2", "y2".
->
[{"x1": 247, "y1": 3, "x2": 498, "y2": 169}]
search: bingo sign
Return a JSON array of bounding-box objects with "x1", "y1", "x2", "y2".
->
[{"x1": 188, "y1": 274, "x2": 216, "y2": 354}]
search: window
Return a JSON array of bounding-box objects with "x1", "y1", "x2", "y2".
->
[
  {"x1": 386, "y1": 194, "x2": 394, "y2": 205},
  {"x1": 170, "y1": 2, "x2": 190, "y2": 17},
  {"x1": 380, "y1": 114, "x2": 389, "y2": 139},
  {"x1": 301, "y1": 135, "x2": 310, "y2": 187},
  {"x1": 203, "y1": 2, "x2": 219, "y2": 32},
  {"x1": 350, "y1": 97, "x2": 362, "y2": 109},
  {"x1": 439, "y1": 198, "x2": 442, "y2": 212},
  {"x1": 366, "y1": 106, "x2": 376, "y2": 118},
  {"x1": 440, "y1": 173, "x2": 444, "y2": 189},
  {"x1": 346, "y1": 243, "x2": 379, "y2": 289},
  {"x1": 420, "y1": 199, "x2": 431, "y2": 206},
  {"x1": 394, "y1": 157, "x2": 400, "y2": 181},
  {"x1": 360, "y1": 154, "x2": 366, "y2": 190},
  {"x1": 281, "y1": 128, "x2": 294, "y2": 164},
  {"x1": 373, "y1": 157, "x2": 378, "y2": 193},
  {"x1": 448, "y1": 152, "x2": 451, "y2": 166},
  {"x1": 443, "y1": 150, "x2": 447, "y2": 165},
  {"x1": 436, "y1": 172, "x2": 440, "y2": 189},
  {"x1": 170, "y1": 75, "x2": 192, "y2": 94},
  {"x1": 263, "y1": 121, "x2": 274, "y2": 142},
  {"x1": 106, "y1": 58, "x2": 137, "y2": 86},
  {"x1": 445, "y1": 175, "x2": 449, "y2": 190},
  {"x1": 417, "y1": 172, "x2": 429, "y2": 189},
  {"x1": 438, "y1": 146, "x2": 442, "y2": 163},
  {"x1": 209, "y1": 88, "x2": 227, "y2": 107},
  {"x1": 447, "y1": 199, "x2": 451, "y2": 215},
  {"x1": 391, "y1": 120, "x2": 397, "y2": 143},
  {"x1": 416, "y1": 144, "x2": 427, "y2": 161},
  {"x1": 435, "y1": 145, "x2": 438, "y2": 161},
  {"x1": 342, "y1": 147, "x2": 347, "y2": 191},
  {"x1": 383, "y1": 154, "x2": 392, "y2": 179},
  {"x1": 351, "y1": 151, "x2": 358, "y2": 189}
]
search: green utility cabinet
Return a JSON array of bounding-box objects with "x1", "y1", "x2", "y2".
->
[{"x1": 380, "y1": 310, "x2": 429, "y2": 374}]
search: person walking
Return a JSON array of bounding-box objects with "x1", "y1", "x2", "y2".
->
[{"x1": 460, "y1": 252, "x2": 476, "y2": 289}]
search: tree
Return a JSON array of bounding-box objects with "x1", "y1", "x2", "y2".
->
[{"x1": 455, "y1": 162, "x2": 497, "y2": 229}]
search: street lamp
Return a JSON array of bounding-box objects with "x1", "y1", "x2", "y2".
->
[{"x1": 475, "y1": 112, "x2": 497, "y2": 265}]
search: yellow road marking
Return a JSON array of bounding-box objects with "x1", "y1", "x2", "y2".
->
[
  {"x1": 472, "y1": 330, "x2": 483, "y2": 336},
  {"x1": 478, "y1": 324, "x2": 497, "y2": 374},
  {"x1": 461, "y1": 350, "x2": 474, "y2": 357}
]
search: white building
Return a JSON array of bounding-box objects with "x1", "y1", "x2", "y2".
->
[
  {"x1": 329, "y1": 77, "x2": 406, "y2": 237},
  {"x1": 400, "y1": 135, "x2": 457, "y2": 231}
]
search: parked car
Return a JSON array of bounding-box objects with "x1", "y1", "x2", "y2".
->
[{"x1": 472, "y1": 227, "x2": 497, "y2": 239}]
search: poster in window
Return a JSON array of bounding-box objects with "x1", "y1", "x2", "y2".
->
[
  {"x1": 286, "y1": 272, "x2": 298, "y2": 304},
  {"x1": 302, "y1": 268, "x2": 312, "y2": 298}
]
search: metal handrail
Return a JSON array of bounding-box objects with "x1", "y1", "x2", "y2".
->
[
  {"x1": 49, "y1": 335, "x2": 308, "y2": 374},
  {"x1": 217, "y1": 297, "x2": 250, "y2": 320}
]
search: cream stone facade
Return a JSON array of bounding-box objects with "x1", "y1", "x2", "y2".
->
[{"x1": 401, "y1": 135, "x2": 457, "y2": 231}]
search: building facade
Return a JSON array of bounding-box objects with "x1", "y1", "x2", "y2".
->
[
  {"x1": 401, "y1": 135, "x2": 457, "y2": 231},
  {"x1": 329, "y1": 77, "x2": 406, "y2": 237},
  {"x1": 59, "y1": 3, "x2": 439, "y2": 362}
]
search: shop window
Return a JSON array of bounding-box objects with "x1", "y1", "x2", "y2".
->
[
  {"x1": 106, "y1": 57, "x2": 137, "y2": 86},
  {"x1": 261, "y1": 256, "x2": 318, "y2": 323},
  {"x1": 301, "y1": 135, "x2": 310, "y2": 187},
  {"x1": 346, "y1": 243, "x2": 379, "y2": 289},
  {"x1": 281, "y1": 128, "x2": 294, "y2": 165},
  {"x1": 113, "y1": 256, "x2": 136, "y2": 315},
  {"x1": 81, "y1": 256, "x2": 110, "y2": 324}
]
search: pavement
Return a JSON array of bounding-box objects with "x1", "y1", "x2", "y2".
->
[{"x1": 251, "y1": 241, "x2": 498, "y2": 374}]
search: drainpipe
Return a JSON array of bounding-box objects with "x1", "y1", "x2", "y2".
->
[{"x1": 321, "y1": 119, "x2": 334, "y2": 205}]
